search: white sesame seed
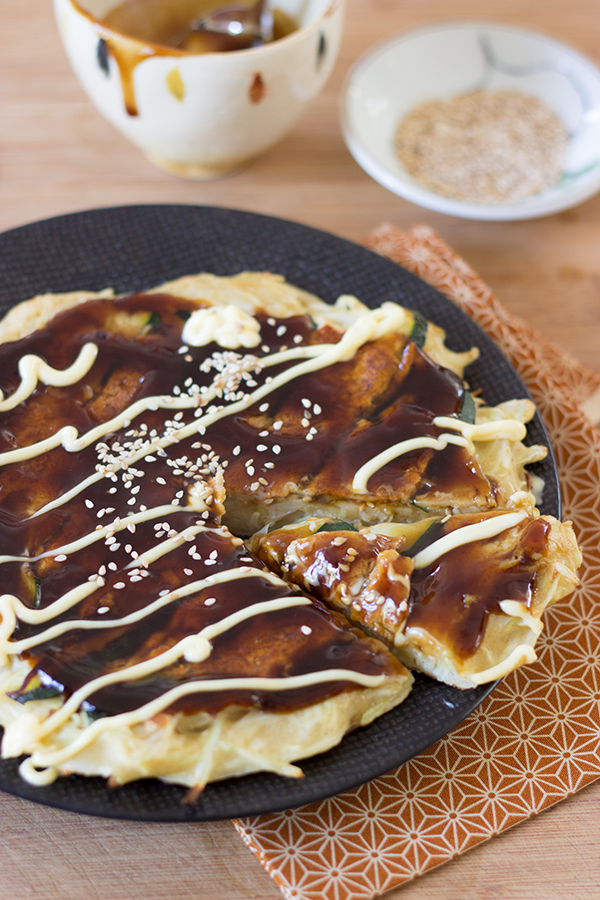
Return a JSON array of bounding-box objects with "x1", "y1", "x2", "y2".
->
[
  {"x1": 272, "y1": 445, "x2": 281, "y2": 455},
  {"x1": 250, "y1": 482, "x2": 260, "y2": 491},
  {"x1": 313, "y1": 403, "x2": 322, "y2": 415},
  {"x1": 184, "y1": 568, "x2": 193, "y2": 576},
  {"x1": 259, "y1": 430, "x2": 269, "y2": 437},
  {"x1": 300, "y1": 625, "x2": 312, "y2": 635},
  {"x1": 293, "y1": 334, "x2": 303, "y2": 344},
  {"x1": 54, "y1": 554, "x2": 67, "y2": 562},
  {"x1": 114, "y1": 583, "x2": 126, "y2": 590},
  {"x1": 259, "y1": 403, "x2": 269, "y2": 412},
  {"x1": 272, "y1": 420, "x2": 283, "y2": 431},
  {"x1": 97, "y1": 606, "x2": 110, "y2": 615},
  {"x1": 256, "y1": 444, "x2": 268, "y2": 452},
  {"x1": 301, "y1": 398, "x2": 311, "y2": 408},
  {"x1": 264, "y1": 462, "x2": 275, "y2": 469},
  {"x1": 247, "y1": 466, "x2": 255, "y2": 476},
  {"x1": 204, "y1": 597, "x2": 217, "y2": 606},
  {"x1": 85, "y1": 499, "x2": 94, "y2": 509}
]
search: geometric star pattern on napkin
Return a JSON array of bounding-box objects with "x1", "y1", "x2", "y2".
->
[{"x1": 234, "y1": 225, "x2": 600, "y2": 900}]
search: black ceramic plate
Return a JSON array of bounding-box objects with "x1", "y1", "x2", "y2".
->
[{"x1": 0, "y1": 205, "x2": 559, "y2": 821}]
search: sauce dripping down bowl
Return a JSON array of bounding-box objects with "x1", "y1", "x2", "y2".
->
[{"x1": 54, "y1": 0, "x2": 344, "y2": 178}]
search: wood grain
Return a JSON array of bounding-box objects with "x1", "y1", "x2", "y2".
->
[{"x1": 0, "y1": 0, "x2": 599, "y2": 897}]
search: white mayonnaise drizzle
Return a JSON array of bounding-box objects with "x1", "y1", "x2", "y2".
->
[
  {"x1": 352, "y1": 414, "x2": 528, "y2": 492},
  {"x1": 0, "y1": 343, "x2": 98, "y2": 412},
  {"x1": 352, "y1": 434, "x2": 471, "y2": 493},
  {"x1": 182, "y1": 305, "x2": 261, "y2": 349},
  {"x1": 1, "y1": 568, "x2": 297, "y2": 657},
  {"x1": 432, "y1": 416, "x2": 527, "y2": 442},
  {"x1": 12, "y1": 665, "x2": 387, "y2": 784},
  {"x1": 1, "y1": 504, "x2": 200, "y2": 566},
  {"x1": 466, "y1": 644, "x2": 537, "y2": 685},
  {"x1": 411, "y1": 510, "x2": 527, "y2": 570}
]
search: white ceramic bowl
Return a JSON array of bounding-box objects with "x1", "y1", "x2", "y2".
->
[
  {"x1": 341, "y1": 21, "x2": 600, "y2": 220},
  {"x1": 55, "y1": 0, "x2": 344, "y2": 178}
]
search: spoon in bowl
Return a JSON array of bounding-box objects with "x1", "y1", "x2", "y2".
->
[{"x1": 178, "y1": 0, "x2": 274, "y2": 52}]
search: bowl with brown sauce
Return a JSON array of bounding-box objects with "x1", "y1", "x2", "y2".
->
[{"x1": 54, "y1": 0, "x2": 344, "y2": 178}]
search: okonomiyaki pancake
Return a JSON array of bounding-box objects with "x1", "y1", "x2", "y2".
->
[
  {"x1": 0, "y1": 516, "x2": 411, "y2": 790},
  {"x1": 0, "y1": 269, "x2": 579, "y2": 792},
  {"x1": 253, "y1": 512, "x2": 581, "y2": 689}
]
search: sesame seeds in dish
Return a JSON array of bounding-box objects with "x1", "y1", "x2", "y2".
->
[{"x1": 0, "y1": 271, "x2": 580, "y2": 795}]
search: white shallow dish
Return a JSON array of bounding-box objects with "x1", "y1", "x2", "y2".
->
[{"x1": 341, "y1": 21, "x2": 600, "y2": 220}]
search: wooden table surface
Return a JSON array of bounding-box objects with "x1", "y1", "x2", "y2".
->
[{"x1": 1, "y1": 0, "x2": 599, "y2": 898}]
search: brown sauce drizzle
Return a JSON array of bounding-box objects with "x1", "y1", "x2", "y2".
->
[{"x1": 407, "y1": 516, "x2": 551, "y2": 658}]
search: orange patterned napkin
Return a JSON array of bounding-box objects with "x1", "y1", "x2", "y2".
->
[{"x1": 233, "y1": 225, "x2": 600, "y2": 900}]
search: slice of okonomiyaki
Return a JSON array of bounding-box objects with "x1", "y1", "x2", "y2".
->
[{"x1": 252, "y1": 513, "x2": 581, "y2": 689}]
